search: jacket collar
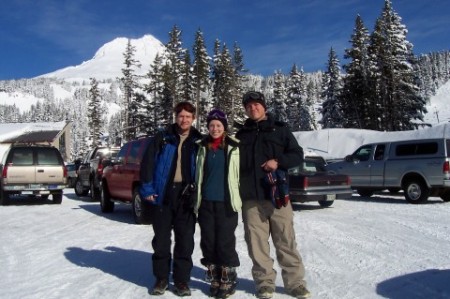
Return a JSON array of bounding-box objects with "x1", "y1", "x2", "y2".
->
[
  {"x1": 242, "y1": 114, "x2": 276, "y2": 132},
  {"x1": 198, "y1": 134, "x2": 240, "y2": 147},
  {"x1": 167, "y1": 123, "x2": 203, "y2": 141}
]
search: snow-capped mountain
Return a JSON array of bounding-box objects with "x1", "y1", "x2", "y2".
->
[{"x1": 39, "y1": 35, "x2": 165, "y2": 80}]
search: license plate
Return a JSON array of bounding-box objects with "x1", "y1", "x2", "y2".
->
[
  {"x1": 29, "y1": 184, "x2": 42, "y2": 189},
  {"x1": 326, "y1": 194, "x2": 336, "y2": 201}
]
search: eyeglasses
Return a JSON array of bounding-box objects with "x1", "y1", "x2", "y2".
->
[{"x1": 243, "y1": 91, "x2": 265, "y2": 103}]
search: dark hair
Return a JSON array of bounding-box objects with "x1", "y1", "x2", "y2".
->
[{"x1": 174, "y1": 101, "x2": 196, "y2": 116}]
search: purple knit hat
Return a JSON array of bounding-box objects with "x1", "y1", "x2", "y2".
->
[{"x1": 206, "y1": 108, "x2": 228, "y2": 129}]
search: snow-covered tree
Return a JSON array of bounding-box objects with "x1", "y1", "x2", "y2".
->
[
  {"x1": 341, "y1": 15, "x2": 374, "y2": 129},
  {"x1": 369, "y1": 0, "x2": 427, "y2": 130},
  {"x1": 164, "y1": 25, "x2": 187, "y2": 107},
  {"x1": 87, "y1": 78, "x2": 102, "y2": 147},
  {"x1": 120, "y1": 39, "x2": 141, "y2": 141},
  {"x1": 321, "y1": 47, "x2": 344, "y2": 128},
  {"x1": 211, "y1": 42, "x2": 238, "y2": 128},
  {"x1": 192, "y1": 29, "x2": 211, "y2": 129},
  {"x1": 144, "y1": 53, "x2": 170, "y2": 132},
  {"x1": 272, "y1": 70, "x2": 288, "y2": 123},
  {"x1": 287, "y1": 64, "x2": 314, "y2": 131}
]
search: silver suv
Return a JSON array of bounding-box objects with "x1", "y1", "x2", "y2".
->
[{"x1": 0, "y1": 145, "x2": 67, "y2": 205}]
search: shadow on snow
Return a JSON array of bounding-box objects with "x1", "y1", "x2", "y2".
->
[
  {"x1": 64, "y1": 246, "x2": 255, "y2": 296},
  {"x1": 377, "y1": 269, "x2": 450, "y2": 299}
]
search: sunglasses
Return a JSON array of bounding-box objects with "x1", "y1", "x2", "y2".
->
[{"x1": 243, "y1": 91, "x2": 265, "y2": 103}]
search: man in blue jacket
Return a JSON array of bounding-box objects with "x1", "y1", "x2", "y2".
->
[{"x1": 140, "y1": 101, "x2": 202, "y2": 297}]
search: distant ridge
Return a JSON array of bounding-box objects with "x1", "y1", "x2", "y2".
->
[{"x1": 39, "y1": 35, "x2": 165, "y2": 81}]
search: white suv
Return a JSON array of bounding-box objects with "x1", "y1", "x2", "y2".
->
[{"x1": 0, "y1": 145, "x2": 67, "y2": 205}]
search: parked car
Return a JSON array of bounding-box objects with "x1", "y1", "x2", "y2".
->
[
  {"x1": 100, "y1": 137, "x2": 153, "y2": 224},
  {"x1": 75, "y1": 146, "x2": 119, "y2": 200},
  {"x1": 65, "y1": 161, "x2": 80, "y2": 188},
  {"x1": 0, "y1": 145, "x2": 67, "y2": 205},
  {"x1": 325, "y1": 138, "x2": 450, "y2": 203},
  {"x1": 288, "y1": 156, "x2": 352, "y2": 207}
]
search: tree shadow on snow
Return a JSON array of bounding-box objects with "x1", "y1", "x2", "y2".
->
[
  {"x1": 377, "y1": 269, "x2": 450, "y2": 299},
  {"x1": 64, "y1": 246, "x2": 255, "y2": 296}
]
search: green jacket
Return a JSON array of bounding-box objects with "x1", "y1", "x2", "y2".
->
[{"x1": 194, "y1": 135, "x2": 242, "y2": 213}]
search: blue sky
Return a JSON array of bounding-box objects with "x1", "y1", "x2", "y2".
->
[{"x1": 1, "y1": 0, "x2": 449, "y2": 80}]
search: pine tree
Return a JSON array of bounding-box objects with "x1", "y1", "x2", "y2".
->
[
  {"x1": 87, "y1": 78, "x2": 102, "y2": 147},
  {"x1": 272, "y1": 70, "x2": 288, "y2": 123},
  {"x1": 180, "y1": 50, "x2": 194, "y2": 103},
  {"x1": 231, "y1": 41, "x2": 247, "y2": 129},
  {"x1": 211, "y1": 42, "x2": 236, "y2": 127},
  {"x1": 145, "y1": 53, "x2": 169, "y2": 131},
  {"x1": 287, "y1": 64, "x2": 313, "y2": 131},
  {"x1": 164, "y1": 25, "x2": 186, "y2": 106},
  {"x1": 211, "y1": 39, "x2": 222, "y2": 107},
  {"x1": 370, "y1": 0, "x2": 427, "y2": 130},
  {"x1": 192, "y1": 29, "x2": 211, "y2": 130},
  {"x1": 341, "y1": 15, "x2": 375, "y2": 129},
  {"x1": 120, "y1": 39, "x2": 141, "y2": 141},
  {"x1": 320, "y1": 47, "x2": 344, "y2": 128}
]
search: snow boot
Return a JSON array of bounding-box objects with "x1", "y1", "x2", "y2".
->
[
  {"x1": 205, "y1": 264, "x2": 220, "y2": 297},
  {"x1": 216, "y1": 266, "x2": 238, "y2": 298}
]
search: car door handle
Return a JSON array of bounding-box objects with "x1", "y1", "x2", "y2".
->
[{"x1": 37, "y1": 169, "x2": 44, "y2": 173}]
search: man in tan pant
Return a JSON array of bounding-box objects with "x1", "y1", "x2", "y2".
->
[{"x1": 236, "y1": 91, "x2": 310, "y2": 299}]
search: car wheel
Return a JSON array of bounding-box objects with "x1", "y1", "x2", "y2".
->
[
  {"x1": 318, "y1": 200, "x2": 334, "y2": 207},
  {"x1": 0, "y1": 190, "x2": 9, "y2": 206},
  {"x1": 404, "y1": 180, "x2": 429, "y2": 204},
  {"x1": 100, "y1": 182, "x2": 114, "y2": 213},
  {"x1": 41, "y1": 194, "x2": 49, "y2": 200},
  {"x1": 90, "y1": 179, "x2": 101, "y2": 201},
  {"x1": 74, "y1": 178, "x2": 89, "y2": 197},
  {"x1": 52, "y1": 192, "x2": 63, "y2": 204},
  {"x1": 357, "y1": 189, "x2": 374, "y2": 197},
  {"x1": 132, "y1": 187, "x2": 152, "y2": 225}
]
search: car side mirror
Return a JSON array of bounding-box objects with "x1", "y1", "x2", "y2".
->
[{"x1": 344, "y1": 155, "x2": 353, "y2": 162}]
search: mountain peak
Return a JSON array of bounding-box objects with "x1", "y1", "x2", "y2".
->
[{"x1": 39, "y1": 34, "x2": 165, "y2": 81}]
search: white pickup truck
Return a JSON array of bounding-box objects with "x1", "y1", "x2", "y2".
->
[{"x1": 325, "y1": 138, "x2": 450, "y2": 204}]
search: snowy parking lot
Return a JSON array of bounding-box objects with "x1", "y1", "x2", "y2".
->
[{"x1": 1, "y1": 189, "x2": 450, "y2": 299}]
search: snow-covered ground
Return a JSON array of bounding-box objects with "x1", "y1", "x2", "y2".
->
[{"x1": 1, "y1": 188, "x2": 450, "y2": 299}]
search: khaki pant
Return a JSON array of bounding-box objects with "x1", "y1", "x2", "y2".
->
[{"x1": 242, "y1": 200, "x2": 307, "y2": 292}]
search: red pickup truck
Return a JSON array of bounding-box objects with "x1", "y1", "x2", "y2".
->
[
  {"x1": 100, "y1": 137, "x2": 153, "y2": 224},
  {"x1": 288, "y1": 156, "x2": 352, "y2": 207}
]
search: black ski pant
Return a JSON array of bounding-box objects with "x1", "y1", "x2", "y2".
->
[
  {"x1": 197, "y1": 200, "x2": 240, "y2": 268},
  {"x1": 151, "y1": 183, "x2": 196, "y2": 283}
]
